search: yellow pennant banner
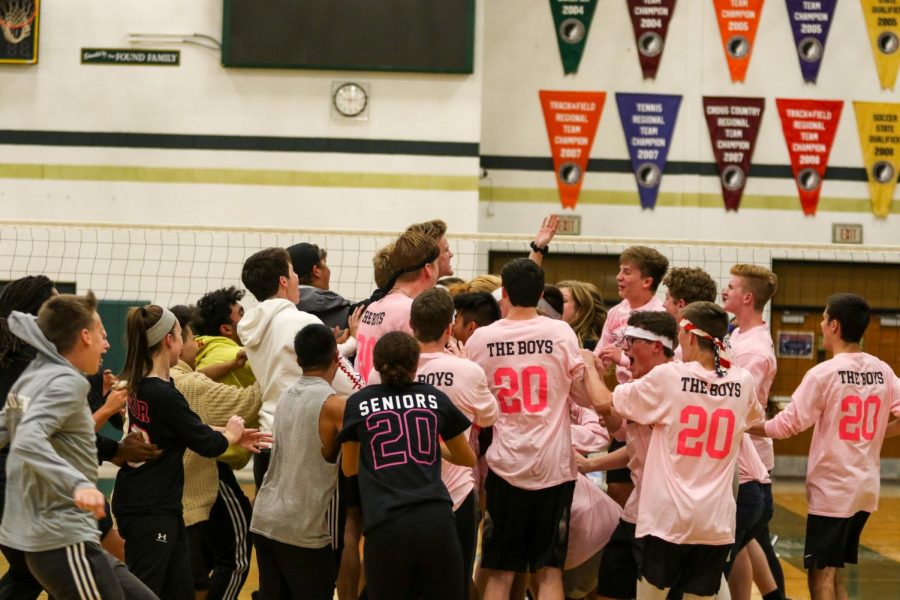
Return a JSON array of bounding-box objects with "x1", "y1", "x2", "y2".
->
[
  {"x1": 854, "y1": 101, "x2": 900, "y2": 218},
  {"x1": 861, "y1": 0, "x2": 900, "y2": 89}
]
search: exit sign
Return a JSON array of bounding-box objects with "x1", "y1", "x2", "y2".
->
[
  {"x1": 832, "y1": 223, "x2": 863, "y2": 245},
  {"x1": 555, "y1": 214, "x2": 581, "y2": 235}
]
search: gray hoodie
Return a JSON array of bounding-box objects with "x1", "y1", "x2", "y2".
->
[{"x1": 0, "y1": 312, "x2": 100, "y2": 552}]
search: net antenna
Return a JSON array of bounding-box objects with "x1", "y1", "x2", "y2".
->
[{"x1": 0, "y1": 0, "x2": 35, "y2": 44}]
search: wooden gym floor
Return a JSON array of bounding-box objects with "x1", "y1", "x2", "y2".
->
[{"x1": 4, "y1": 480, "x2": 898, "y2": 599}]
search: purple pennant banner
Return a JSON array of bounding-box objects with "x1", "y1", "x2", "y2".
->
[
  {"x1": 616, "y1": 93, "x2": 681, "y2": 209},
  {"x1": 786, "y1": 0, "x2": 837, "y2": 83}
]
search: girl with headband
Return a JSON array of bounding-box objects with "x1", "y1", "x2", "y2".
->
[{"x1": 112, "y1": 305, "x2": 270, "y2": 600}]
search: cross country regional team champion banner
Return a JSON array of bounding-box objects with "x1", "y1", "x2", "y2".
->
[
  {"x1": 785, "y1": 0, "x2": 837, "y2": 83},
  {"x1": 627, "y1": 0, "x2": 677, "y2": 79},
  {"x1": 703, "y1": 97, "x2": 765, "y2": 211},
  {"x1": 854, "y1": 102, "x2": 900, "y2": 218},
  {"x1": 617, "y1": 93, "x2": 682, "y2": 209},
  {"x1": 776, "y1": 98, "x2": 843, "y2": 216},
  {"x1": 713, "y1": 0, "x2": 765, "y2": 82},
  {"x1": 549, "y1": 0, "x2": 599, "y2": 74},
  {"x1": 540, "y1": 90, "x2": 606, "y2": 209}
]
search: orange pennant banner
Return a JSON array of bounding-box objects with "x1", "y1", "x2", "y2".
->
[
  {"x1": 540, "y1": 90, "x2": 606, "y2": 209},
  {"x1": 713, "y1": 0, "x2": 765, "y2": 82}
]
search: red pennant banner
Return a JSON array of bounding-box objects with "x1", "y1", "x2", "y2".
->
[
  {"x1": 540, "y1": 90, "x2": 606, "y2": 209},
  {"x1": 776, "y1": 99, "x2": 843, "y2": 216},
  {"x1": 627, "y1": 0, "x2": 678, "y2": 79},
  {"x1": 713, "y1": 0, "x2": 765, "y2": 82},
  {"x1": 703, "y1": 96, "x2": 765, "y2": 211}
]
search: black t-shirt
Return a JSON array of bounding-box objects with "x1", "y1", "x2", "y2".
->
[
  {"x1": 339, "y1": 381, "x2": 470, "y2": 534},
  {"x1": 112, "y1": 376, "x2": 228, "y2": 517}
]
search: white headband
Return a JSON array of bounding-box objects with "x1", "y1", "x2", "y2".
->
[
  {"x1": 622, "y1": 325, "x2": 674, "y2": 350},
  {"x1": 146, "y1": 307, "x2": 177, "y2": 347}
]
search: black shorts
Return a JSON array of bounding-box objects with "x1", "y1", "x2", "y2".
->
[
  {"x1": 605, "y1": 439, "x2": 632, "y2": 484},
  {"x1": 596, "y1": 519, "x2": 637, "y2": 599},
  {"x1": 725, "y1": 481, "x2": 771, "y2": 574},
  {"x1": 634, "y1": 535, "x2": 730, "y2": 597},
  {"x1": 804, "y1": 511, "x2": 870, "y2": 569},
  {"x1": 481, "y1": 471, "x2": 575, "y2": 572}
]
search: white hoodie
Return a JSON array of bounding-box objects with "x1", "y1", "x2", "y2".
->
[{"x1": 238, "y1": 299, "x2": 361, "y2": 434}]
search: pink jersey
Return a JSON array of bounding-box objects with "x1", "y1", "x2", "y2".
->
[
  {"x1": 417, "y1": 351, "x2": 499, "y2": 510},
  {"x1": 595, "y1": 296, "x2": 666, "y2": 383},
  {"x1": 613, "y1": 361, "x2": 764, "y2": 545},
  {"x1": 764, "y1": 352, "x2": 900, "y2": 518},
  {"x1": 356, "y1": 292, "x2": 414, "y2": 384},
  {"x1": 467, "y1": 316, "x2": 585, "y2": 490},
  {"x1": 569, "y1": 401, "x2": 610, "y2": 454},
  {"x1": 729, "y1": 324, "x2": 777, "y2": 471},
  {"x1": 622, "y1": 420, "x2": 652, "y2": 524},
  {"x1": 566, "y1": 474, "x2": 623, "y2": 569},
  {"x1": 737, "y1": 433, "x2": 770, "y2": 485}
]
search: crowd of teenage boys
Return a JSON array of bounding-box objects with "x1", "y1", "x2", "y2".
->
[{"x1": 0, "y1": 215, "x2": 897, "y2": 600}]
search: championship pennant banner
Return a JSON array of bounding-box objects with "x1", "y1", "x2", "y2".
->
[
  {"x1": 785, "y1": 0, "x2": 837, "y2": 83},
  {"x1": 854, "y1": 102, "x2": 900, "y2": 218},
  {"x1": 713, "y1": 0, "x2": 765, "y2": 82},
  {"x1": 627, "y1": 0, "x2": 677, "y2": 79},
  {"x1": 703, "y1": 97, "x2": 765, "y2": 211},
  {"x1": 776, "y1": 99, "x2": 843, "y2": 215},
  {"x1": 861, "y1": 0, "x2": 900, "y2": 89},
  {"x1": 617, "y1": 93, "x2": 682, "y2": 209},
  {"x1": 550, "y1": 0, "x2": 599, "y2": 74},
  {"x1": 540, "y1": 91, "x2": 606, "y2": 209}
]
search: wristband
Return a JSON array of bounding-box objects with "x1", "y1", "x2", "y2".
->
[{"x1": 530, "y1": 241, "x2": 549, "y2": 255}]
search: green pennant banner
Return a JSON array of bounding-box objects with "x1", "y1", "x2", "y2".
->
[{"x1": 549, "y1": 0, "x2": 599, "y2": 74}]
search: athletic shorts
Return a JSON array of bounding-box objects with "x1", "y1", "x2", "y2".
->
[
  {"x1": 480, "y1": 471, "x2": 575, "y2": 572},
  {"x1": 725, "y1": 481, "x2": 771, "y2": 575},
  {"x1": 634, "y1": 535, "x2": 730, "y2": 597},
  {"x1": 804, "y1": 511, "x2": 870, "y2": 569},
  {"x1": 605, "y1": 439, "x2": 631, "y2": 484},
  {"x1": 596, "y1": 519, "x2": 638, "y2": 599}
]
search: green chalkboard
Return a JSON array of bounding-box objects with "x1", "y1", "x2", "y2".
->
[{"x1": 222, "y1": 0, "x2": 475, "y2": 74}]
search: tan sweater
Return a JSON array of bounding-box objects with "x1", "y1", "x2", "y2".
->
[{"x1": 171, "y1": 361, "x2": 262, "y2": 526}]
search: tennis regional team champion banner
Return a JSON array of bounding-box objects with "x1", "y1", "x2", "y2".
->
[
  {"x1": 786, "y1": 0, "x2": 837, "y2": 83},
  {"x1": 854, "y1": 102, "x2": 900, "y2": 218},
  {"x1": 540, "y1": 90, "x2": 606, "y2": 209},
  {"x1": 617, "y1": 93, "x2": 682, "y2": 209},
  {"x1": 861, "y1": 0, "x2": 900, "y2": 89},
  {"x1": 627, "y1": 0, "x2": 677, "y2": 79},
  {"x1": 713, "y1": 0, "x2": 764, "y2": 82},
  {"x1": 776, "y1": 98, "x2": 843, "y2": 216},
  {"x1": 549, "y1": 0, "x2": 599, "y2": 74},
  {"x1": 703, "y1": 97, "x2": 765, "y2": 211}
]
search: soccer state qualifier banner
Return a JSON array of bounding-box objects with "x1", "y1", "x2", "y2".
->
[
  {"x1": 785, "y1": 0, "x2": 837, "y2": 83},
  {"x1": 616, "y1": 93, "x2": 682, "y2": 209},
  {"x1": 713, "y1": 0, "x2": 765, "y2": 82},
  {"x1": 703, "y1": 97, "x2": 765, "y2": 211},
  {"x1": 540, "y1": 90, "x2": 606, "y2": 209},
  {"x1": 776, "y1": 99, "x2": 843, "y2": 215},
  {"x1": 627, "y1": 0, "x2": 677, "y2": 79},
  {"x1": 854, "y1": 102, "x2": 900, "y2": 218},
  {"x1": 861, "y1": 0, "x2": 900, "y2": 89},
  {"x1": 549, "y1": 0, "x2": 599, "y2": 74}
]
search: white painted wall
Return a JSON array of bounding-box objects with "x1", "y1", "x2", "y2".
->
[
  {"x1": 0, "y1": 0, "x2": 484, "y2": 232},
  {"x1": 479, "y1": 0, "x2": 900, "y2": 245}
]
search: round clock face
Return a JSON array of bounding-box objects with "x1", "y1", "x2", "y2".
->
[{"x1": 334, "y1": 83, "x2": 368, "y2": 117}]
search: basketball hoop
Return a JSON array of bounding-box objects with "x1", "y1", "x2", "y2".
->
[{"x1": 0, "y1": 0, "x2": 36, "y2": 44}]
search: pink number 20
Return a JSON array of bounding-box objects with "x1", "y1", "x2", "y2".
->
[{"x1": 676, "y1": 406, "x2": 736, "y2": 460}]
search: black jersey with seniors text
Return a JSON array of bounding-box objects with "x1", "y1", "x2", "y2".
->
[{"x1": 339, "y1": 382, "x2": 470, "y2": 534}]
